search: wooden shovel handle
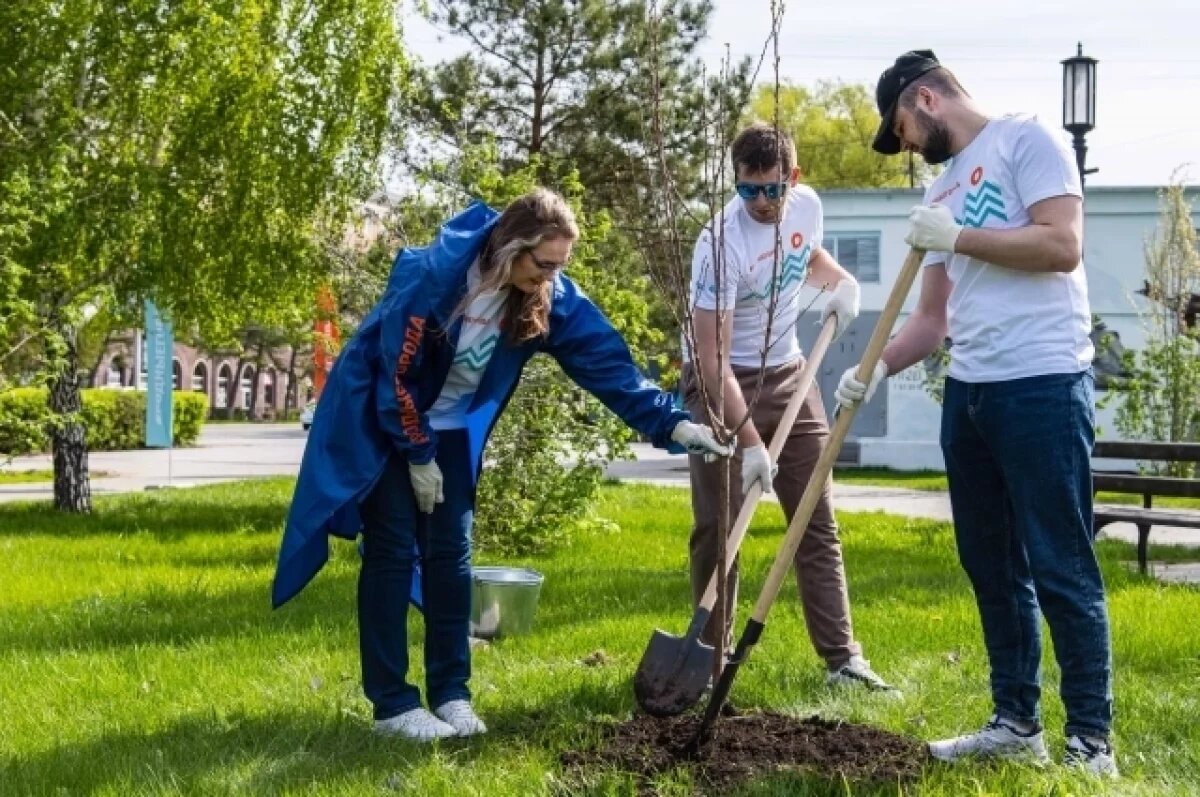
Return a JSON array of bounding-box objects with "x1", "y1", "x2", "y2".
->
[
  {"x1": 696, "y1": 313, "x2": 838, "y2": 611},
  {"x1": 748, "y1": 247, "x2": 926, "y2": 624}
]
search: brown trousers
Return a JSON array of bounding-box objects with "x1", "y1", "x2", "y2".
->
[{"x1": 683, "y1": 358, "x2": 861, "y2": 668}]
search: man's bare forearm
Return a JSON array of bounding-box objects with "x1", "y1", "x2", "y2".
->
[
  {"x1": 955, "y1": 224, "x2": 1080, "y2": 273},
  {"x1": 697, "y1": 359, "x2": 763, "y2": 448},
  {"x1": 880, "y1": 312, "x2": 947, "y2": 376}
]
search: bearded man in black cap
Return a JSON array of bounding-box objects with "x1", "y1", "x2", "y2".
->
[{"x1": 834, "y1": 50, "x2": 1117, "y2": 778}]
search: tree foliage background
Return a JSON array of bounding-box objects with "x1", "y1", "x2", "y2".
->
[
  {"x1": 0, "y1": 0, "x2": 406, "y2": 509},
  {"x1": 1, "y1": 0, "x2": 945, "y2": 538}
]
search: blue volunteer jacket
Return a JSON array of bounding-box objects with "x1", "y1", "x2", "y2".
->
[{"x1": 272, "y1": 200, "x2": 689, "y2": 608}]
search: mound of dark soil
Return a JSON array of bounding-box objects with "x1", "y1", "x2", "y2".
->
[{"x1": 561, "y1": 710, "x2": 928, "y2": 794}]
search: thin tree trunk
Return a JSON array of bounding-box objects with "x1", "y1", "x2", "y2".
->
[
  {"x1": 250, "y1": 363, "x2": 262, "y2": 419},
  {"x1": 285, "y1": 345, "x2": 299, "y2": 413},
  {"x1": 225, "y1": 357, "x2": 244, "y2": 419},
  {"x1": 49, "y1": 323, "x2": 92, "y2": 513}
]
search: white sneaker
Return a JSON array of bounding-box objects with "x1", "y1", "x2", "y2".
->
[
  {"x1": 929, "y1": 715, "x2": 1050, "y2": 764},
  {"x1": 1064, "y1": 734, "x2": 1119, "y2": 778},
  {"x1": 826, "y1": 655, "x2": 898, "y2": 692},
  {"x1": 434, "y1": 699, "x2": 487, "y2": 737},
  {"x1": 374, "y1": 707, "x2": 458, "y2": 742}
]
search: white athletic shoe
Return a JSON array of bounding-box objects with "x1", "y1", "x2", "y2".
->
[
  {"x1": 1064, "y1": 734, "x2": 1119, "y2": 778},
  {"x1": 929, "y1": 714, "x2": 1050, "y2": 764},
  {"x1": 826, "y1": 655, "x2": 898, "y2": 692},
  {"x1": 434, "y1": 699, "x2": 488, "y2": 737},
  {"x1": 374, "y1": 707, "x2": 458, "y2": 742}
]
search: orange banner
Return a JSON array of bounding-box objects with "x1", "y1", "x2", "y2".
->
[{"x1": 313, "y1": 285, "x2": 339, "y2": 399}]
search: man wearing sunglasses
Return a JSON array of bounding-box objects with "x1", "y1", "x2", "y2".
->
[{"x1": 680, "y1": 122, "x2": 894, "y2": 692}]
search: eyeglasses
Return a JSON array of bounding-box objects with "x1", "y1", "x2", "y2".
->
[
  {"x1": 529, "y1": 252, "x2": 568, "y2": 274},
  {"x1": 735, "y1": 181, "x2": 789, "y2": 201}
]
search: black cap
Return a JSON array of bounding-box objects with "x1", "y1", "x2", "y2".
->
[{"x1": 873, "y1": 50, "x2": 942, "y2": 155}]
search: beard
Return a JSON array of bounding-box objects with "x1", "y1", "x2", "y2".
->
[{"x1": 916, "y1": 110, "x2": 954, "y2": 165}]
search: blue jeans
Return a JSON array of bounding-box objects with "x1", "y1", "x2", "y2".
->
[
  {"x1": 358, "y1": 429, "x2": 475, "y2": 721},
  {"x1": 941, "y1": 371, "x2": 1113, "y2": 739}
]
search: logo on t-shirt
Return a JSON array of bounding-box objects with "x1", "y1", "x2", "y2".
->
[
  {"x1": 933, "y1": 182, "x2": 962, "y2": 204},
  {"x1": 453, "y1": 333, "x2": 498, "y2": 371},
  {"x1": 960, "y1": 167, "x2": 1008, "y2": 228},
  {"x1": 741, "y1": 243, "x2": 811, "y2": 299}
]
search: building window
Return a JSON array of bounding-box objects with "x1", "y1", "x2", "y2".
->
[
  {"x1": 216, "y1": 366, "x2": 232, "y2": 409},
  {"x1": 240, "y1": 366, "x2": 255, "y2": 409},
  {"x1": 822, "y1": 232, "x2": 881, "y2": 283},
  {"x1": 192, "y1": 362, "x2": 208, "y2": 394}
]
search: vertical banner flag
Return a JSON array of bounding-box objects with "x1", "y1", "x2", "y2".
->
[
  {"x1": 313, "y1": 284, "x2": 339, "y2": 400},
  {"x1": 144, "y1": 299, "x2": 174, "y2": 448}
]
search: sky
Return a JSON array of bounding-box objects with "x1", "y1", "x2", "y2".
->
[{"x1": 402, "y1": 0, "x2": 1199, "y2": 187}]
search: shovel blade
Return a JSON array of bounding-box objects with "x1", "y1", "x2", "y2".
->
[{"x1": 633, "y1": 627, "x2": 715, "y2": 717}]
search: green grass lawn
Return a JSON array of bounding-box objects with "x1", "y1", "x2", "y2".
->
[
  {"x1": 0, "y1": 469, "x2": 55, "y2": 484},
  {"x1": 0, "y1": 469, "x2": 112, "y2": 485},
  {"x1": 833, "y1": 467, "x2": 1200, "y2": 510},
  {"x1": 1, "y1": 480, "x2": 1198, "y2": 795},
  {"x1": 833, "y1": 467, "x2": 950, "y2": 492}
]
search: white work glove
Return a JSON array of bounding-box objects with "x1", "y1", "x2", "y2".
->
[
  {"x1": 820, "y1": 279, "x2": 860, "y2": 341},
  {"x1": 672, "y1": 420, "x2": 733, "y2": 459},
  {"x1": 741, "y1": 443, "x2": 777, "y2": 496},
  {"x1": 834, "y1": 361, "x2": 889, "y2": 411},
  {"x1": 409, "y1": 459, "x2": 444, "y2": 514},
  {"x1": 905, "y1": 204, "x2": 963, "y2": 253}
]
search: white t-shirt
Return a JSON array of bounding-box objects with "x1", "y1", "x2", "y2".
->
[
  {"x1": 921, "y1": 114, "x2": 1093, "y2": 382},
  {"x1": 686, "y1": 186, "x2": 823, "y2": 368},
  {"x1": 428, "y1": 265, "x2": 510, "y2": 430}
]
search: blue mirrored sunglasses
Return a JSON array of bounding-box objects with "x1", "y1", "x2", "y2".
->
[{"x1": 735, "y1": 181, "x2": 788, "y2": 201}]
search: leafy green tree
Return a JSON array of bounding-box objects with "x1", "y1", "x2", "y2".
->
[
  {"x1": 1115, "y1": 179, "x2": 1200, "y2": 475},
  {"x1": 748, "y1": 80, "x2": 933, "y2": 189},
  {"x1": 0, "y1": 0, "x2": 405, "y2": 510},
  {"x1": 413, "y1": 0, "x2": 749, "y2": 213}
]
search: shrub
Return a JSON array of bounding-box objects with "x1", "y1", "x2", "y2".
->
[
  {"x1": 472, "y1": 356, "x2": 630, "y2": 557},
  {"x1": 174, "y1": 392, "x2": 208, "y2": 445},
  {"x1": 0, "y1": 388, "x2": 46, "y2": 456},
  {"x1": 0, "y1": 389, "x2": 208, "y2": 455},
  {"x1": 1114, "y1": 179, "x2": 1200, "y2": 477}
]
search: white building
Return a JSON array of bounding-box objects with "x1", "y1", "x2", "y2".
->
[{"x1": 802, "y1": 186, "x2": 1200, "y2": 471}]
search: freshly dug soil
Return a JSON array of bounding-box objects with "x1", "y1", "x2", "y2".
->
[{"x1": 560, "y1": 710, "x2": 929, "y2": 794}]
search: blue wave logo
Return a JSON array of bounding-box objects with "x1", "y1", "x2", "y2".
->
[
  {"x1": 453, "y1": 333, "x2": 498, "y2": 371},
  {"x1": 960, "y1": 180, "x2": 1008, "y2": 228},
  {"x1": 742, "y1": 244, "x2": 810, "y2": 300}
]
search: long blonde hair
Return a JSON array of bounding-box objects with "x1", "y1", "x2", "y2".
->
[{"x1": 453, "y1": 188, "x2": 579, "y2": 343}]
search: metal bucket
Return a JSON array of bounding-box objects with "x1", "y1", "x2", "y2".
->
[{"x1": 469, "y1": 566, "x2": 545, "y2": 640}]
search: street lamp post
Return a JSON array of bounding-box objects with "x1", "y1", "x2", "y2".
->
[{"x1": 1062, "y1": 42, "x2": 1099, "y2": 186}]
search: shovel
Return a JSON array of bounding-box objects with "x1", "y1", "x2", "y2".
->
[
  {"x1": 690, "y1": 247, "x2": 926, "y2": 745},
  {"x1": 633, "y1": 313, "x2": 839, "y2": 717}
]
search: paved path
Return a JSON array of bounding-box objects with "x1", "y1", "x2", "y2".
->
[
  {"x1": 607, "y1": 444, "x2": 1200, "y2": 583},
  {"x1": 3, "y1": 429, "x2": 1197, "y2": 581},
  {"x1": 0, "y1": 423, "x2": 307, "y2": 501},
  {"x1": 606, "y1": 444, "x2": 957, "y2": 521}
]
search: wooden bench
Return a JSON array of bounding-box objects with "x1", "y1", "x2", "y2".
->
[{"x1": 1092, "y1": 440, "x2": 1200, "y2": 574}]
